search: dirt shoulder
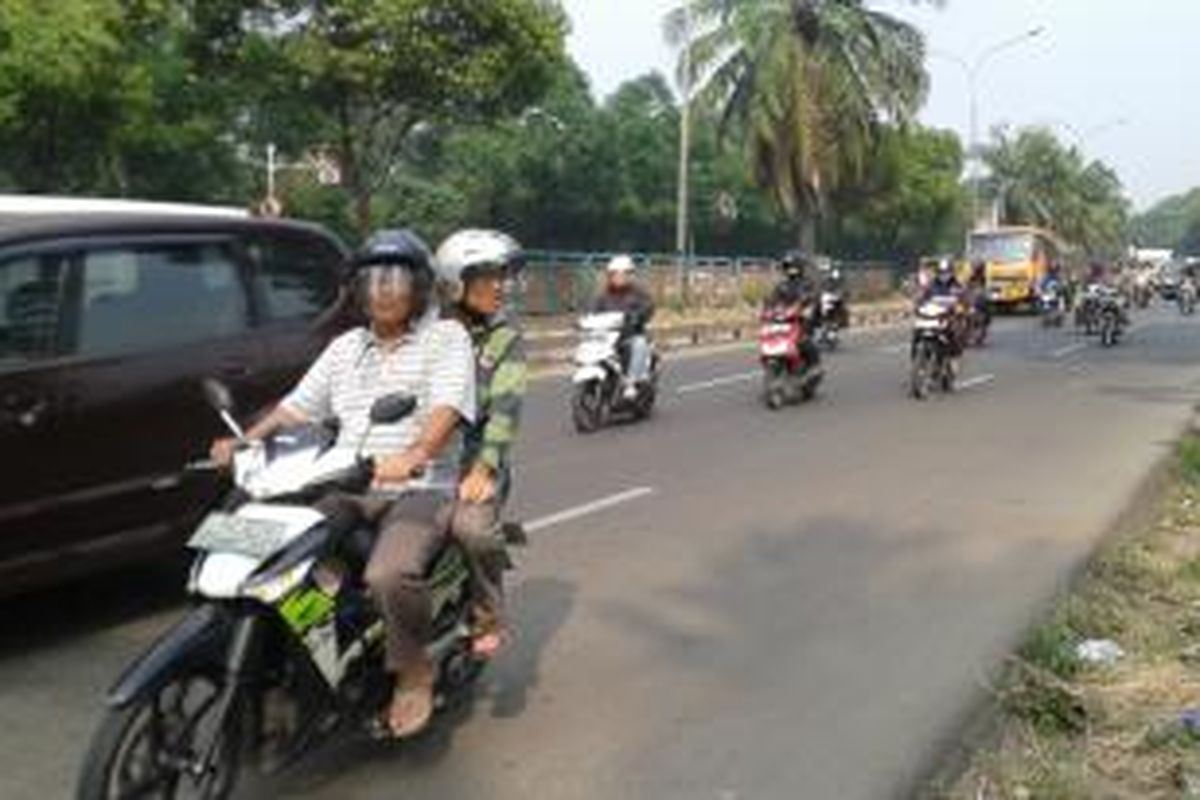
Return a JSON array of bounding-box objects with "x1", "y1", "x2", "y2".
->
[{"x1": 927, "y1": 436, "x2": 1200, "y2": 799}]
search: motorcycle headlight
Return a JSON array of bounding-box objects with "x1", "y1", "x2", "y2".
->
[{"x1": 243, "y1": 560, "x2": 312, "y2": 604}]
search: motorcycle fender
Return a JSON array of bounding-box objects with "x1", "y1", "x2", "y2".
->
[
  {"x1": 572, "y1": 366, "x2": 607, "y2": 384},
  {"x1": 105, "y1": 604, "x2": 232, "y2": 709}
]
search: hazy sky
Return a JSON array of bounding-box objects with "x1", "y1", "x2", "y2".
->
[{"x1": 560, "y1": 0, "x2": 1196, "y2": 210}]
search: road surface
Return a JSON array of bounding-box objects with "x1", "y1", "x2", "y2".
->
[{"x1": 3, "y1": 307, "x2": 1199, "y2": 799}]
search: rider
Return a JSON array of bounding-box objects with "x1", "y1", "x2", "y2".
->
[
  {"x1": 433, "y1": 229, "x2": 528, "y2": 658},
  {"x1": 593, "y1": 255, "x2": 656, "y2": 399},
  {"x1": 210, "y1": 229, "x2": 476, "y2": 739},
  {"x1": 817, "y1": 260, "x2": 850, "y2": 330},
  {"x1": 920, "y1": 258, "x2": 968, "y2": 369},
  {"x1": 768, "y1": 250, "x2": 822, "y2": 367},
  {"x1": 965, "y1": 259, "x2": 991, "y2": 336}
]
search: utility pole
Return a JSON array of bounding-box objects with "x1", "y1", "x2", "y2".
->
[{"x1": 675, "y1": 5, "x2": 693, "y2": 301}]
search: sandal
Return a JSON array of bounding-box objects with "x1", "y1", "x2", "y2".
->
[{"x1": 372, "y1": 682, "x2": 433, "y2": 740}]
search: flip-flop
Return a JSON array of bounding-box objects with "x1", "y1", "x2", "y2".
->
[{"x1": 373, "y1": 685, "x2": 433, "y2": 740}]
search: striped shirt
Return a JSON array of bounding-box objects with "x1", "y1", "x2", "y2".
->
[{"x1": 283, "y1": 313, "x2": 476, "y2": 491}]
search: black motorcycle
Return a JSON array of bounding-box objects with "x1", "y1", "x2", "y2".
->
[
  {"x1": 910, "y1": 297, "x2": 959, "y2": 400},
  {"x1": 77, "y1": 382, "x2": 522, "y2": 799}
]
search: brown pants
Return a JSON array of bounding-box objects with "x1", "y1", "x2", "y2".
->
[
  {"x1": 447, "y1": 500, "x2": 504, "y2": 618},
  {"x1": 318, "y1": 491, "x2": 447, "y2": 674}
]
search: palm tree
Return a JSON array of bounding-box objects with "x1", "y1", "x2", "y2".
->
[{"x1": 666, "y1": 0, "x2": 933, "y2": 250}]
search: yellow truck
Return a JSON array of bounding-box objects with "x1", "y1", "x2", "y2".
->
[{"x1": 967, "y1": 226, "x2": 1063, "y2": 310}]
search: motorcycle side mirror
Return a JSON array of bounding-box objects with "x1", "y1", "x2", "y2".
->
[
  {"x1": 203, "y1": 378, "x2": 234, "y2": 413},
  {"x1": 202, "y1": 378, "x2": 246, "y2": 441},
  {"x1": 369, "y1": 393, "x2": 418, "y2": 425}
]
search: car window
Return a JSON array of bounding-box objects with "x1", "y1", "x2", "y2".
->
[
  {"x1": 76, "y1": 243, "x2": 249, "y2": 358},
  {"x1": 247, "y1": 235, "x2": 340, "y2": 322},
  {"x1": 0, "y1": 252, "x2": 70, "y2": 368}
]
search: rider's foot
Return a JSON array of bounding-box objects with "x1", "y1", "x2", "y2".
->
[
  {"x1": 472, "y1": 605, "x2": 509, "y2": 659},
  {"x1": 387, "y1": 659, "x2": 435, "y2": 738}
]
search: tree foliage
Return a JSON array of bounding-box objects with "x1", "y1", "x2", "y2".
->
[
  {"x1": 667, "y1": 0, "x2": 934, "y2": 247},
  {"x1": 982, "y1": 127, "x2": 1128, "y2": 257}
]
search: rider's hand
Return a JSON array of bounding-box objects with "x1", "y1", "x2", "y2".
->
[
  {"x1": 209, "y1": 438, "x2": 239, "y2": 469},
  {"x1": 373, "y1": 450, "x2": 424, "y2": 488},
  {"x1": 459, "y1": 464, "x2": 497, "y2": 504}
]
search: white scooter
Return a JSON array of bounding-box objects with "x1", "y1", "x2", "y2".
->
[{"x1": 570, "y1": 311, "x2": 659, "y2": 433}]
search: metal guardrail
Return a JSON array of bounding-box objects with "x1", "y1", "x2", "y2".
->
[{"x1": 516, "y1": 250, "x2": 906, "y2": 316}]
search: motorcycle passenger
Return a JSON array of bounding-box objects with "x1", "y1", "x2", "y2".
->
[
  {"x1": 768, "y1": 250, "x2": 822, "y2": 368},
  {"x1": 434, "y1": 229, "x2": 528, "y2": 659},
  {"x1": 593, "y1": 255, "x2": 655, "y2": 400},
  {"x1": 210, "y1": 229, "x2": 476, "y2": 739}
]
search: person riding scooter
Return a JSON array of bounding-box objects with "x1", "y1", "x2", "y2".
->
[
  {"x1": 768, "y1": 250, "x2": 821, "y2": 368},
  {"x1": 593, "y1": 255, "x2": 655, "y2": 400},
  {"x1": 918, "y1": 259, "x2": 968, "y2": 372},
  {"x1": 434, "y1": 229, "x2": 528, "y2": 659},
  {"x1": 210, "y1": 229, "x2": 476, "y2": 739}
]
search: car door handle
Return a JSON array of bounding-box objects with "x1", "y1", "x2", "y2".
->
[
  {"x1": 1, "y1": 395, "x2": 48, "y2": 429},
  {"x1": 218, "y1": 361, "x2": 252, "y2": 379}
]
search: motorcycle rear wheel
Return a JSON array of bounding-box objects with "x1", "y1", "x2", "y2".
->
[{"x1": 77, "y1": 665, "x2": 241, "y2": 800}]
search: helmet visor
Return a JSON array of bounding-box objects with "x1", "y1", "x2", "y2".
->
[{"x1": 360, "y1": 265, "x2": 413, "y2": 299}]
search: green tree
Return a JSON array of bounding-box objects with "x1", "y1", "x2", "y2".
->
[
  {"x1": 983, "y1": 127, "x2": 1128, "y2": 257},
  {"x1": 666, "y1": 0, "x2": 933, "y2": 249},
  {"x1": 824, "y1": 125, "x2": 967, "y2": 261},
  {"x1": 264, "y1": 0, "x2": 567, "y2": 233},
  {"x1": 1131, "y1": 188, "x2": 1200, "y2": 250}
]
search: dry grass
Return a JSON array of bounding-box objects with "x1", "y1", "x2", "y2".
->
[{"x1": 935, "y1": 442, "x2": 1200, "y2": 799}]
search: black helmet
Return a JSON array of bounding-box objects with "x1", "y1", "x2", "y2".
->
[
  {"x1": 780, "y1": 249, "x2": 810, "y2": 277},
  {"x1": 349, "y1": 228, "x2": 435, "y2": 316}
]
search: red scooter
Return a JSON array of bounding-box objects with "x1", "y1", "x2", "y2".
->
[{"x1": 758, "y1": 304, "x2": 824, "y2": 410}]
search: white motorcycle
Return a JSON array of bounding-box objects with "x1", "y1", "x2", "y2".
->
[
  {"x1": 571, "y1": 311, "x2": 659, "y2": 433},
  {"x1": 78, "y1": 381, "x2": 521, "y2": 800},
  {"x1": 815, "y1": 291, "x2": 844, "y2": 351}
]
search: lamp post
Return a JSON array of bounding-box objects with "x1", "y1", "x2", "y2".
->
[{"x1": 934, "y1": 26, "x2": 1046, "y2": 234}]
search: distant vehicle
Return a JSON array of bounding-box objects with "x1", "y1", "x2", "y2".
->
[
  {"x1": 0, "y1": 208, "x2": 348, "y2": 594},
  {"x1": 968, "y1": 226, "x2": 1063, "y2": 310}
]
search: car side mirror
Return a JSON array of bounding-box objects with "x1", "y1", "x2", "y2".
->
[
  {"x1": 369, "y1": 393, "x2": 417, "y2": 425},
  {"x1": 203, "y1": 378, "x2": 234, "y2": 413}
]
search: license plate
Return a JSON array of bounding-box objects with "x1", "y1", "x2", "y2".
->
[
  {"x1": 188, "y1": 512, "x2": 290, "y2": 559},
  {"x1": 761, "y1": 341, "x2": 791, "y2": 356}
]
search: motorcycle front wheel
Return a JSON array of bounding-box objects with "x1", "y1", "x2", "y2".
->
[
  {"x1": 78, "y1": 665, "x2": 242, "y2": 800},
  {"x1": 763, "y1": 363, "x2": 787, "y2": 410},
  {"x1": 910, "y1": 341, "x2": 935, "y2": 400},
  {"x1": 571, "y1": 381, "x2": 607, "y2": 434}
]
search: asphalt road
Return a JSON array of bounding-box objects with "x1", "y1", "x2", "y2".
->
[{"x1": 4, "y1": 305, "x2": 1200, "y2": 800}]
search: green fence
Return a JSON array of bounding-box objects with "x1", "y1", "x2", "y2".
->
[{"x1": 516, "y1": 250, "x2": 906, "y2": 317}]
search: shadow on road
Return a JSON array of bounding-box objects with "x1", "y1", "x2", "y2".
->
[
  {"x1": 259, "y1": 576, "x2": 577, "y2": 797},
  {"x1": 0, "y1": 555, "x2": 188, "y2": 660}
]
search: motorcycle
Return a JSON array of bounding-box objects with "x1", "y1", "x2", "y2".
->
[
  {"x1": 1180, "y1": 279, "x2": 1197, "y2": 316},
  {"x1": 758, "y1": 304, "x2": 823, "y2": 410},
  {"x1": 965, "y1": 293, "x2": 991, "y2": 347},
  {"x1": 910, "y1": 296, "x2": 960, "y2": 400},
  {"x1": 814, "y1": 290, "x2": 845, "y2": 351},
  {"x1": 1096, "y1": 286, "x2": 1125, "y2": 348},
  {"x1": 570, "y1": 311, "x2": 659, "y2": 433},
  {"x1": 1076, "y1": 284, "x2": 1105, "y2": 336},
  {"x1": 77, "y1": 382, "x2": 522, "y2": 800},
  {"x1": 1038, "y1": 283, "x2": 1066, "y2": 328}
]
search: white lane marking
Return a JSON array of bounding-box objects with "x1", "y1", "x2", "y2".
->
[
  {"x1": 959, "y1": 373, "x2": 996, "y2": 391},
  {"x1": 676, "y1": 371, "x2": 760, "y2": 395},
  {"x1": 524, "y1": 487, "x2": 656, "y2": 533},
  {"x1": 1051, "y1": 342, "x2": 1087, "y2": 359}
]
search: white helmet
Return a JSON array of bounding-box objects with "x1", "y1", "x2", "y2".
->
[
  {"x1": 434, "y1": 229, "x2": 524, "y2": 301},
  {"x1": 606, "y1": 254, "x2": 636, "y2": 274}
]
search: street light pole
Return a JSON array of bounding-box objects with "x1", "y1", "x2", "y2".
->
[
  {"x1": 676, "y1": 5, "x2": 692, "y2": 261},
  {"x1": 935, "y1": 26, "x2": 1045, "y2": 235}
]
